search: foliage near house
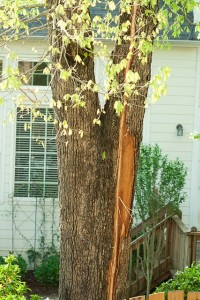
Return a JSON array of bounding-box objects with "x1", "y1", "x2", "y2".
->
[
  {"x1": 134, "y1": 144, "x2": 187, "y2": 221},
  {"x1": 155, "y1": 264, "x2": 200, "y2": 294},
  {"x1": 34, "y1": 254, "x2": 59, "y2": 286},
  {"x1": 0, "y1": 255, "x2": 42, "y2": 300},
  {"x1": 0, "y1": 254, "x2": 27, "y2": 278}
]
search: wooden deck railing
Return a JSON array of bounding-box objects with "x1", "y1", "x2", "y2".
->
[
  {"x1": 128, "y1": 209, "x2": 200, "y2": 298},
  {"x1": 170, "y1": 215, "x2": 190, "y2": 270}
]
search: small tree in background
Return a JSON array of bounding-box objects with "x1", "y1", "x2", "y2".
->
[
  {"x1": 134, "y1": 144, "x2": 187, "y2": 297},
  {"x1": 134, "y1": 144, "x2": 187, "y2": 221}
]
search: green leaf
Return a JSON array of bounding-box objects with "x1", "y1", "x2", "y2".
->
[
  {"x1": 60, "y1": 69, "x2": 71, "y2": 81},
  {"x1": 114, "y1": 101, "x2": 124, "y2": 116},
  {"x1": 108, "y1": 1, "x2": 116, "y2": 11},
  {"x1": 74, "y1": 55, "x2": 82, "y2": 63},
  {"x1": 101, "y1": 151, "x2": 107, "y2": 160}
]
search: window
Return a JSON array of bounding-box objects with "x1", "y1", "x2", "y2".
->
[
  {"x1": 14, "y1": 108, "x2": 58, "y2": 198},
  {"x1": 18, "y1": 61, "x2": 50, "y2": 86}
]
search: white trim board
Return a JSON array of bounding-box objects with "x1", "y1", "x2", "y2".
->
[{"x1": 190, "y1": 46, "x2": 200, "y2": 230}]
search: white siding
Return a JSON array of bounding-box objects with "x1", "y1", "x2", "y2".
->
[
  {"x1": 0, "y1": 40, "x2": 200, "y2": 256},
  {"x1": 147, "y1": 46, "x2": 198, "y2": 228},
  {"x1": 0, "y1": 39, "x2": 59, "y2": 258}
]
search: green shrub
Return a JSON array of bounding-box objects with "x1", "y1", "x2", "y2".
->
[
  {"x1": 34, "y1": 254, "x2": 59, "y2": 286},
  {"x1": 14, "y1": 254, "x2": 28, "y2": 278},
  {"x1": 0, "y1": 255, "x2": 42, "y2": 300},
  {"x1": 27, "y1": 248, "x2": 41, "y2": 266},
  {"x1": 0, "y1": 255, "x2": 5, "y2": 265},
  {"x1": 0, "y1": 254, "x2": 27, "y2": 278},
  {"x1": 30, "y1": 295, "x2": 43, "y2": 300},
  {"x1": 155, "y1": 264, "x2": 200, "y2": 294},
  {"x1": 0, "y1": 255, "x2": 27, "y2": 299}
]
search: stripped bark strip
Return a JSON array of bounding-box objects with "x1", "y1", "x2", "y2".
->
[
  {"x1": 108, "y1": 110, "x2": 135, "y2": 300},
  {"x1": 107, "y1": 3, "x2": 139, "y2": 300}
]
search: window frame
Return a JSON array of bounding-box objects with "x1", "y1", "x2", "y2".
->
[
  {"x1": 17, "y1": 58, "x2": 51, "y2": 90},
  {"x1": 14, "y1": 107, "x2": 58, "y2": 199}
]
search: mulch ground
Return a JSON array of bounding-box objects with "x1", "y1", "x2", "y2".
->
[{"x1": 24, "y1": 270, "x2": 58, "y2": 299}]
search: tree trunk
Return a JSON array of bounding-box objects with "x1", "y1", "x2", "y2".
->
[{"x1": 47, "y1": 1, "x2": 158, "y2": 299}]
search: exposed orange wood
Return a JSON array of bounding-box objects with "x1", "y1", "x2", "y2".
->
[
  {"x1": 108, "y1": 109, "x2": 135, "y2": 300},
  {"x1": 107, "y1": 3, "x2": 139, "y2": 300}
]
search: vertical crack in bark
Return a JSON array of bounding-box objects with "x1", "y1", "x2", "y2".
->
[{"x1": 107, "y1": 3, "x2": 139, "y2": 300}]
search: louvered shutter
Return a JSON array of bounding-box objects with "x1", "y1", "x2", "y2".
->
[{"x1": 14, "y1": 108, "x2": 58, "y2": 198}]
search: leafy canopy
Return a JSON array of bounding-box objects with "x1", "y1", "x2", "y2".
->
[{"x1": 0, "y1": 0, "x2": 198, "y2": 129}]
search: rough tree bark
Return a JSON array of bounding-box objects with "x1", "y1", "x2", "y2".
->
[{"x1": 47, "y1": 1, "x2": 158, "y2": 299}]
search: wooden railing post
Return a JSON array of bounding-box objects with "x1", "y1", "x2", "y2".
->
[{"x1": 165, "y1": 219, "x2": 171, "y2": 271}]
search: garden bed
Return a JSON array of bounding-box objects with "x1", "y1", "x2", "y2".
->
[{"x1": 25, "y1": 270, "x2": 58, "y2": 300}]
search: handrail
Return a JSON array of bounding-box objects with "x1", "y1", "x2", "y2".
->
[
  {"x1": 132, "y1": 204, "x2": 175, "y2": 237},
  {"x1": 130, "y1": 214, "x2": 173, "y2": 247}
]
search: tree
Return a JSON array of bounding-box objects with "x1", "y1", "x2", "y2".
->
[{"x1": 0, "y1": 0, "x2": 197, "y2": 299}]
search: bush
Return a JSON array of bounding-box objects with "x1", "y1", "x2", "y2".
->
[
  {"x1": 14, "y1": 254, "x2": 28, "y2": 278},
  {"x1": 0, "y1": 254, "x2": 27, "y2": 278},
  {"x1": 155, "y1": 264, "x2": 200, "y2": 294},
  {"x1": 0, "y1": 255, "x2": 27, "y2": 299},
  {"x1": 0, "y1": 255, "x2": 42, "y2": 300},
  {"x1": 34, "y1": 254, "x2": 59, "y2": 286}
]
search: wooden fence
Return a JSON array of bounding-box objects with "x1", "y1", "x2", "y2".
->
[{"x1": 129, "y1": 291, "x2": 200, "y2": 300}]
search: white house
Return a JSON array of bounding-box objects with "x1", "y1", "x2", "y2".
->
[{"x1": 0, "y1": 5, "x2": 200, "y2": 259}]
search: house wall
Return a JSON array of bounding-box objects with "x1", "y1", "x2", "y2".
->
[
  {"x1": 146, "y1": 44, "x2": 200, "y2": 229},
  {"x1": 0, "y1": 39, "x2": 199, "y2": 258},
  {"x1": 0, "y1": 39, "x2": 59, "y2": 259}
]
